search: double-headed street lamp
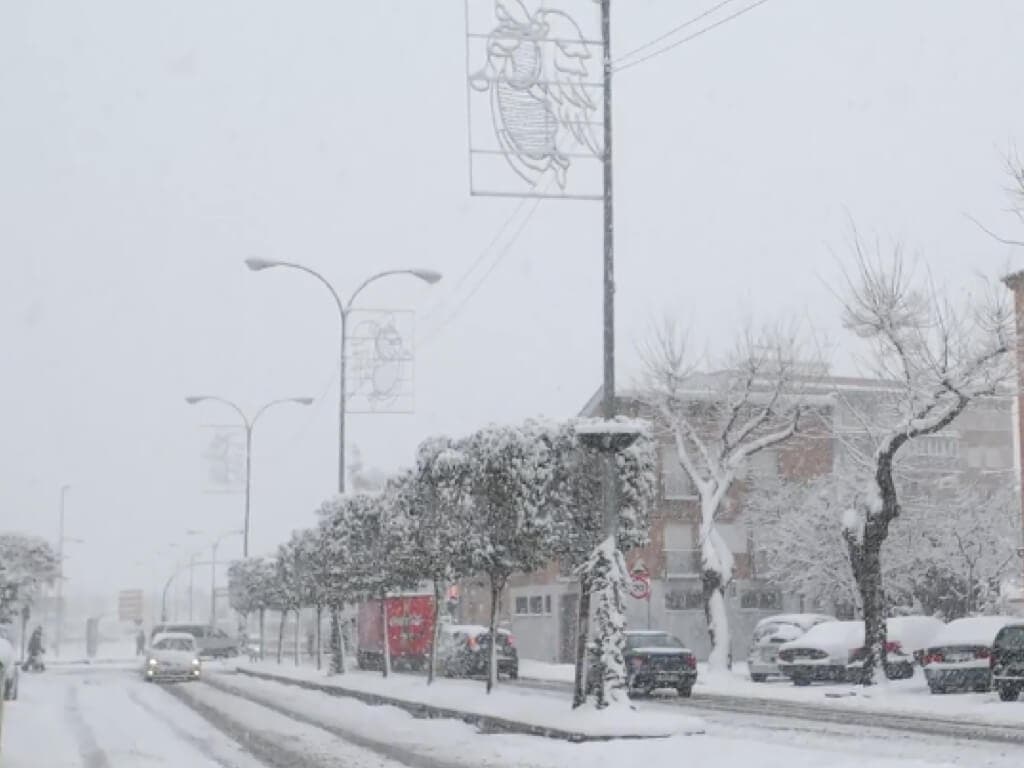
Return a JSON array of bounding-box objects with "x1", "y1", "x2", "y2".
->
[
  {"x1": 244, "y1": 259, "x2": 442, "y2": 494},
  {"x1": 185, "y1": 395, "x2": 312, "y2": 557}
]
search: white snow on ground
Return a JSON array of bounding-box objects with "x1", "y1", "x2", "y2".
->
[
  {"x1": 236, "y1": 661, "x2": 704, "y2": 737},
  {"x1": 4, "y1": 666, "x2": 264, "y2": 767},
  {"x1": 213, "y1": 668, "x2": 1016, "y2": 768},
  {"x1": 519, "y1": 658, "x2": 1024, "y2": 726}
]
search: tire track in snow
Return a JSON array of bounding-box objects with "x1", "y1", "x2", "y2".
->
[{"x1": 64, "y1": 682, "x2": 111, "y2": 768}]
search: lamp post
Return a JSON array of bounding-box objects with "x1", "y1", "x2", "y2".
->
[
  {"x1": 55, "y1": 484, "x2": 71, "y2": 658},
  {"x1": 245, "y1": 259, "x2": 442, "y2": 494},
  {"x1": 209, "y1": 529, "x2": 243, "y2": 629},
  {"x1": 185, "y1": 396, "x2": 313, "y2": 557}
]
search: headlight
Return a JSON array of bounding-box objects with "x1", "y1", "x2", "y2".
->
[
  {"x1": 147, "y1": 658, "x2": 158, "y2": 667},
  {"x1": 192, "y1": 659, "x2": 200, "y2": 666}
]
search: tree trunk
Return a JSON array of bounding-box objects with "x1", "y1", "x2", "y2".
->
[
  {"x1": 702, "y1": 568, "x2": 731, "y2": 671},
  {"x1": 293, "y1": 608, "x2": 301, "y2": 666},
  {"x1": 847, "y1": 523, "x2": 888, "y2": 685},
  {"x1": 315, "y1": 604, "x2": 323, "y2": 671},
  {"x1": 572, "y1": 572, "x2": 592, "y2": 708},
  {"x1": 329, "y1": 605, "x2": 346, "y2": 675},
  {"x1": 276, "y1": 610, "x2": 286, "y2": 664},
  {"x1": 258, "y1": 608, "x2": 266, "y2": 661},
  {"x1": 428, "y1": 576, "x2": 443, "y2": 685},
  {"x1": 380, "y1": 592, "x2": 391, "y2": 678},
  {"x1": 486, "y1": 575, "x2": 503, "y2": 694}
]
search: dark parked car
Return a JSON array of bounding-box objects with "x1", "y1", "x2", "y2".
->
[
  {"x1": 589, "y1": 630, "x2": 697, "y2": 697},
  {"x1": 437, "y1": 624, "x2": 518, "y2": 679},
  {"x1": 990, "y1": 621, "x2": 1024, "y2": 702}
]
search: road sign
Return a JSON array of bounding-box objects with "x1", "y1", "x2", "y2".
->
[
  {"x1": 118, "y1": 589, "x2": 145, "y2": 622},
  {"x1": 628, "y1": 571, "x2": 651, "y2": 601}
]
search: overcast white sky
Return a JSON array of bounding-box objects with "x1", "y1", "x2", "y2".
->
[{"x1": 2, "y1": 0, "x2": 1023, "y2": 600}]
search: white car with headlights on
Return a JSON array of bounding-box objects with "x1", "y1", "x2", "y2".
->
[{"x1": 144, "y1": 633, "x2": 202, "y2": 683}]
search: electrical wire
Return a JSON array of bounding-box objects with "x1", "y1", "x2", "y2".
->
[
  {"x1": 614, "y1": 0, "x2": 773, "y2": 74},
  {"x1": 614, "y1": 0, "x2": 740, "y2": 65}
]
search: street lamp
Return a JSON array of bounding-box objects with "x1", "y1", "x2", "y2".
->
[
  {"x1": 208, "y1": 529, "x2": 244, "y2": 629},
  {"x1": 244, "y1": 258, "x2": 442, "y2": 493},
  {"x1": 184, "y1": 395, "x2": 312, "y2": 557}
]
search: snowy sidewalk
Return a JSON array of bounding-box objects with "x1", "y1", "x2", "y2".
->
[
  {"x1": 517, "y1": 659, "x2": 1024, "y2": 729},
  {"x1": 233, "y1": 662, "x2": 705, "y2": 741}
]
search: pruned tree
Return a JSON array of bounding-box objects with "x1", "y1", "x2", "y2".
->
[
  {"x1": 640, "y1": 322, "x2": 804, "y2": 670},
  {"x1": 408, "y1": 436, "x2": 473, "y2": 685},
  {"x1": 317, "y1": 494, "x2": 365, "y2": 675},
  {"x1": 444, "y1": 422, "x2": 556, "y2": 693},
  {"x1": 294, "y1": 527, "x2": 331, "y2": 670},
  {"x1": 227, "y1": 557, "x2": 276, "y2": 660},
  {"x1": 836, "y1": 250, "x2": 1012, "y2": 684},
  {"x1": 0, "y1": 534, "x2": 58, "y2": 623}
]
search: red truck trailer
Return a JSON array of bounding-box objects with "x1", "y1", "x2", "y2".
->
[{"x1": 357, "y1": 593, "x2": 435, "y2": 671}]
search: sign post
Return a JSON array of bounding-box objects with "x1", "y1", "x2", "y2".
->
[
  {"x1": 118, "y1": 589, "x2": 145, "y2": 624},
  {"x1": 629, "y1": 560, "x2": 652, "y2": 629}
]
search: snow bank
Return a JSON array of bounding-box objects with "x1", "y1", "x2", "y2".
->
[{"x1": 235, "y1": 663, "x2": 704, "y2": 739}]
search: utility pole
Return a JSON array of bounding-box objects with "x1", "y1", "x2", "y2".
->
[{"x1": 600, "y1": 0, "x2": 617, "y2": 538}]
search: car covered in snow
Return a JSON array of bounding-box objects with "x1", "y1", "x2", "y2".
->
[
  {"x1": 437, "y1": 625, "x2": 518, "y2": 680},
  {"x1": 778, "y1": 616, "x2": 943, "y2": 685},
  {"x1": 921, "y1": 616, "x2": 1019, "y2": 693},
  {"x1": 845, "y1": 616, "x2": 944, "y2": 683},
  {"x1": 990, "y1": 621, "x2": 1024, "y2": 702},
  {"x1": 144, "y1": 633, "x2": 202, "y2": 683},
  {"x1": 747, "y1": 614, "x2": 835, "y2": 682},
  {"x1": 588, "y1": 630, "x2": 697, "y2": 697},
  {"x1": 150, "y1": 623, "x2": 238, "y2": 659}
]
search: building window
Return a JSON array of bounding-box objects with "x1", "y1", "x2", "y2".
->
[
  {"x1": 665, "y1": 589, "x2": 704, "y2": 611},
  {"x1": 515, "y1": 594, "x2": 552, "y2": 616},
  {"x1": 741, "y1": 590, "x2": 782, "y2": 611},
  {"x1": 661, "y1": 444, "x2": 698, "y2": 499}
]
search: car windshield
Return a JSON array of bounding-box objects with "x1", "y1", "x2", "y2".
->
[
  {"x1": 154, "y1": 639, "x2": 194, "y2": 651},
  {"x1": 626, "y1": 633, "x2": 684, "y2": 650},
  {"x1": 754, "y1": 621, "x2": 801, "y2": 640}
]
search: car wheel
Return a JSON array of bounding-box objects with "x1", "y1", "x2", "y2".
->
[
  {"x1": 677, "y1": 685, "x2": 693, "y2": 698},
  {"x1": 750, "y1": 673, "x2": 767, "y2": 683},
  {"x1": 792, "y1": 676, "x2": 811, "y2": 687},
  {"x1": 928, "y1": 684, "x2": 945, "y2": 695},
  {"x1": 997, "y1": 684, "x2": 1020, "y2": 702}
]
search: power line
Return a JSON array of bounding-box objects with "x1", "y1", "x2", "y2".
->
[
  {"x1": 419, "y1": 194, "x2": 545, "y2": 348},
  {"x1": 614, "y1": 0, "x2": 773, "y2": 74},
  {"x1": 614, "y1": 0, "x2": 740, "y2": 65}
]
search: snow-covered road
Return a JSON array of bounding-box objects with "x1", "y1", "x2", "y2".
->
[{"x1": 4, "y1": 663, "x2": 1024, "y2": 768}]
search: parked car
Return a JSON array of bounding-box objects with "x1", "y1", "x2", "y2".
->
[
  {"x1": 587, "y1": 630, "x2": 697, "y2": 697},
  {"x1": 777, "y1": 620, "x2": 864, "y2": 685},
  {"x1": 357, "y1": 594, "x2": 435, "y2": 671},
  {"x1": 437, "y1": 624, "x2": 519, "y2": 680},
  {"x1": 990, "y1": 621, "x2": 1024, "y2": 702},
  {"x1": 845, "y1": 616, "x2": 944, "y2": 683},
  {"x1": 747, "y1": 614, "x2": 835, "y2": 682},
  {"x1": 922, "y1": 616, "x2": 1018, "y2": 693},
  {"x1": 150, "y1": 623, "x2": 238, "y2": 658},
  {"x1": 144, "y1": 632, "x2": 202, "y2": 683},
  {"x1": 0, "y1": 634, "x2": 18, "y2": 701}
]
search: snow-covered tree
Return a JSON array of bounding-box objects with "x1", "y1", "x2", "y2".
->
[
  {"x1": 405, "y1": 437, "x2": 473, "y2": 685},
  {"x1": 293, "y1": 527, "x2": 331, "y2": 670},
  {"x1": 582, "y1": 536, "x2": 632, "y2": 710},
  {"x1": 227, "y1": 557, "x2": 277, "y2": 660},
  {"x1": 0, "y1": 534, "x2": 58, "y2": 622},
  {"x1": 640, "y1": 323, "x2": 804, "y2": 670},
  {"x1": 837, "y1": 251, "x2": 1012, "y2": 684},
  {"x1": 540, "y1": 419, "x2": 655, "y2": 707},
  {"x1": 443, "y1": 422, "x2": 556, "y2": 693}
]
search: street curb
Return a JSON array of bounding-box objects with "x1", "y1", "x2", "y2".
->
[{"x1": 234, "y1": 667, "x2": 688, "y2": 742}]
